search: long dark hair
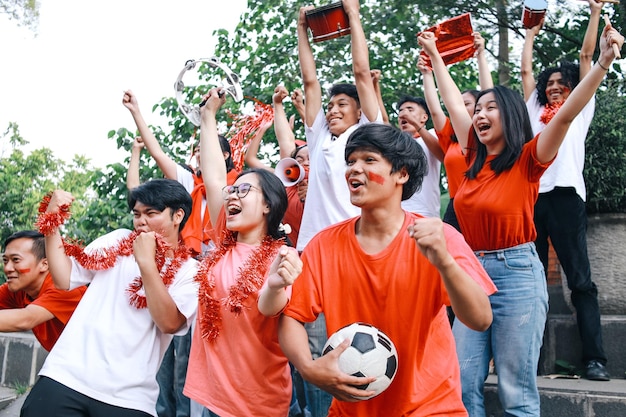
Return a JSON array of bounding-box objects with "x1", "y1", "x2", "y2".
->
[{"x1": 466, "y1": 86, "x2": 534, "y2": 180}]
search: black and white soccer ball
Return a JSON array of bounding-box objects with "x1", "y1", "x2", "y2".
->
[{"x1": 322, "y1": 322, "x2": 398, "y2": 399}]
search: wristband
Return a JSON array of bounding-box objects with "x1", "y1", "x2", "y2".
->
[{"x1": 598, "y1": 61, "x2": 610, "y2": 71}]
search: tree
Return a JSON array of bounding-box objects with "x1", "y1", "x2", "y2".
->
[
  {"x1": 0, "y1": 0, "x2": 40, "y2": 32},
  {"x1": 0, "y1": 123, "x2": 111, "y2": 281}
]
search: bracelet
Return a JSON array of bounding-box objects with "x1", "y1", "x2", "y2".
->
[
  {"x1": 417, "y1": 125, "x2": 423, "y2": 132},
  {"x1": 598, "y1": 61, "x2": 610, "y2": 71}
]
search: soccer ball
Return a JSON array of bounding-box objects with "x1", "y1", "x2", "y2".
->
[{"x1": 322, "y1": 322, "x2": 398, "y2": 399}]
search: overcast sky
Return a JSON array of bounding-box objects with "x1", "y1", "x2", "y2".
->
[{"x1": 1, "y1": 0, "x2": 247, "y2": 168}]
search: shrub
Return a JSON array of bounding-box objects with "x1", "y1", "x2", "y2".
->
[{"x1": 584, "y1": 79, "x2": 626, "y2": 214}]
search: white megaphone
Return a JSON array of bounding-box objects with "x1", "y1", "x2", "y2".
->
[{"x1": 275, "y1": 158, "x2": 305, "y2": 186}]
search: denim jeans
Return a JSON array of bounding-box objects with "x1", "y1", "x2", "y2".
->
[
  {"x1": 302, "y1": 314, "x2": 333, "y2": 417},
  {"x1": 453, "y1": 242, "x2": 548, "y2": 417},
  {"x1": 156, "y1": 328, "x2": 192, "y2": 417},
  {"x1": 534, "y1": 187, "x2": 607, "y2": 364}
]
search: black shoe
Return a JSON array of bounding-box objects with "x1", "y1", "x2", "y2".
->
[{"x1": 585, "y1": 360, "x2": 611, "y2": 381}]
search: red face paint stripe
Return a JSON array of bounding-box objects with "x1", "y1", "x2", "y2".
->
[
  {"x1": 16, "y1": 268, "x2": 31, "y2": 274},
  {"x1": 368, "y1": 172, "x2": 385, "y2": 185}
]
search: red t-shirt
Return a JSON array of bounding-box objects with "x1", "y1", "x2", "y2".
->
[
  {"x1": 283, "y1": 186, "x2": 304, "y2": 247},
  {"x1": 454, "y1": 134, "x2": 552, "y2": 251},
  {"x1": 284, "y1": 212, "x2": 496, "y2": 417},
  {"x1": 0, "y1": 274, "x2": 86, "y2": 351},
  {"x1": 437, "y1": 118, "x2": 466, "y2": 198}
]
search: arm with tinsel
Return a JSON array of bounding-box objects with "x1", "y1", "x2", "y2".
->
[
  {"x1": 38, "y1": 190, "x2": 75, "y2": 290},
  {"x1": 133, "y1": 231, "x2": 188, "y2": 333}
]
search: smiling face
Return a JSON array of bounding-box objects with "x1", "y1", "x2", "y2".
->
[
  {"x1": 222, "y1": 173, "x2": 269, "y2": 242},
  {"x1": 345, "y1": 148, "x2": 406, "y2": 209},
  {"x1": 2, "y1": 238, "x2": 47, "y2": 297},
  {"x1": 545, "y1": 72, "x2": 571, "y2": 105},
  {"x1": 472, "y1": 92, "x2": 505, "y2": 155},
  {"x1": 326, "y1": 94, "x2": 361, "y2": 137}
]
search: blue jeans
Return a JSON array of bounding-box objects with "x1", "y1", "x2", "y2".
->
[
  {"x1": 453, "y1": 242, "x2": 548, "y2": 417},
  {"x1": 302, "y1": 314, "x2": 333, "y2": 417},
  {"x1": 156, "y1": 328, "x2": 192, "y2": 417},
  {"x1": 534, "y1": 187, "x2": 606, "y2": 364}
]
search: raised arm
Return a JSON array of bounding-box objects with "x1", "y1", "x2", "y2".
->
[
  {"x1": 274, "y1": 86, "x2": 297, "y2": 159},
  {"x1": 42, "y1": 190, "x2": 76, "y2": 290},
  {"x1": 580, "y1": 0, "x2": 604, "y2": 79},
  {"x1": 126, "y1": 136, "x2": 144, "y2": 190},
  {"x1": 371, "y1": 69, "x2": 389, "y2": 124},
  {"x1": 199, "y1": 88, "x2": 229, "y2": 225},
  {"x1": 418, "y1": 31, "x2": 473, "y2": 154},
  {"x1": 244, "y1": 118, "x2": 273, "y2": 171},
  {"x1": 521, "y1": 20, "x2": 543, "y2": 101},
  {"x1": 122, "y1": 90, "x2": 178, "y2": 179},
  {"x1": 474, "y1": 32, "x2": 494, "y2": 90},
  {"x1": 291, "y1": 88, "x2": 307, "y2": 127},
  {"x1": 344, "y1": 0, "x2": 380, "y2": 122},
  {"x1": 298, "y1": 6, "x2": 322, "y2": 127},
  {"x1": 419, "y1": 57, "x2": 447, "y2": 132},
  {"x1": 536, "y1": 24, "x2": 624, "y2": 163}
]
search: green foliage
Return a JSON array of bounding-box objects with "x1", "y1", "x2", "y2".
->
[{"x1": 584, "y1": 79, "x2": 626, "y2": 213}]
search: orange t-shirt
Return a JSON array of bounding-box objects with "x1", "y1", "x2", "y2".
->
[
  {"x1": 283, "y1": 185, "x2": 304, "y2": 247},
  {"x1": 284, "y1": 212, "x2": 496, "y2": 417},
  {"x1": 454, "y1": 134, "x2": 552, "y2": 251},
  {"x1": 184, "y1": 209, "x2": 291, "y2": 417},
  {"x1": 437, "y1": 118, "x2": 466, "y2": 198},
  {"x1": 0, "y1": 274, "x2": 86, "y2": 351}
]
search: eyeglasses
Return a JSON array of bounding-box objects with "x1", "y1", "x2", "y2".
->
[{"x1": 221, "y1": 183, "x2": 257, "y2": 200}]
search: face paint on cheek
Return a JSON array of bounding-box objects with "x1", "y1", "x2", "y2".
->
[
  {"x1": 368, "y1": 172, "x2": 385, "y2": 185},
  {"x1": 16, "y1": 268, "x2": 31, "y2": 274}
]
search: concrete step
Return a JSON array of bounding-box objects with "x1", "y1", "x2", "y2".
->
[
  {"x1": 539, "y1": 314, "x2": 626, "y2": 378},
  {"x1": 0, "y1": 387, "x2": 16, "y2": 411},
  {"x1": 485, "y1": 374, "x2": 626, "y2": 416}
]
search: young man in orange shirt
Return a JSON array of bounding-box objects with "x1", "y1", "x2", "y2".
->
[
  {"x1": 279, "y1": 123, "x2": 496, "y2": 416},
  {"x1": 1, "y1": 230, "x2": 85, "y2": 351}
]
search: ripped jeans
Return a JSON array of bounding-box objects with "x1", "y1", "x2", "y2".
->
[{"x1": 453, "y1": 242, "x2": 548, "y2": 417}]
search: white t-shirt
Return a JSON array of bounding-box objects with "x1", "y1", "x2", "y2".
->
[
  {"x1": 39, "y1": 229, "x2": 199, "y2": 416},
  {"x1": 526, "y1": 89, "x2": 595, "y2": 201},
  {"x1": 296, "y1": 108, "x2": 381, "y2": 252},
  {"x1": 401, "y1": 131, "x2": 442, "y2": 217}
]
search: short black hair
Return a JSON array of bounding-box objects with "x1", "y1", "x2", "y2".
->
[
  {"x1": 396, "y1": 95, "x2": 431, "y2": 119},
  {"x1": 328, "y1": 83, "x2": 360, "y2": 107},
  {"x1": 536, "y1": 61, "x2": 580, "y2": 106},
  {"x1": 3, "y1": 231, "x2": 46, "y2": 261},
  {"x1": 290, "y1": 144, "x2": 308, "y2": 159},
  {"x1": 345, "y1": 123, "x2": 427, "y2": 201},
  {"x1": 128, "y1": 178, "x2": 193, "y2": 232}
]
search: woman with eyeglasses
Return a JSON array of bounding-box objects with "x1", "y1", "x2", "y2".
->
[{"x1": 183, "y1": 87, "x2": 303, "y2": 417}]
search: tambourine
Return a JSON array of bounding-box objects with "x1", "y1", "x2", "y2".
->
[{"x1": 174, "y1": 56, "x2": 243, "y2": 126}]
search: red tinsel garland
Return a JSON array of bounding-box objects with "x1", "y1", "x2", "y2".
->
[
  {"x1": 194, "y1": 230, "x2": 284, "y2": 342},
  {"x1": 35, "y1": 192, "x2": 72, "y2": 236},
  {"x1": 539, "y1": 101, "x2": 564, "y2": 125},
  {"x1": 226, "y1": 100, "x2": 274, "y2": 172},
  {"x1": 35, "y1": 194, "x2": 191, "y2": 308}
]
